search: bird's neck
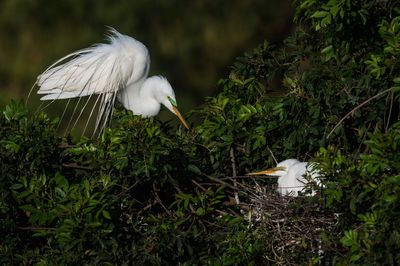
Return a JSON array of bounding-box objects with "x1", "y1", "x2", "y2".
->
[{"x1": 118, "y1": 78, "x2": 160, "y2": 117}]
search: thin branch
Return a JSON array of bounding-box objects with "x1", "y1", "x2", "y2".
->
[
  {"x1": 220, "y1": 175, "x2": 278, "y2": 181},
  {"x1": 191, "y1": 179, "x2": 207, "y2": 192},
  {"x1": 137, "y1": 203, "x2": 152, "y2": 216},
  {"x1": 202, "y1": 173, "x2": 238, "y2": 190},
  {"x1": 385, "y1": 90, "x2": 394, "y2": 133},
  {"x1": 327, "y1": 87, "x2": 395, "y2": 139},
  {"x1": 18, "y1": 226, "x2": 56, "y2": 231},
  {"x1": 230, "y1": 147, "x2": 240, "y2": 204},
  {"x1": 58, "y1": 143, "x2": 76, "y2": 148},
  {"x1": 62, "y1": 163, "x2": 93, "y2": 170},
  {"x1": 153, "y1": 184, "x2": 171, "y2": 215},
  {"x1": 267, "y1": 145, "x2": 278, "y2": 165},
  {"x1": 116, "y1": 178, "x2": 143, "y2": 198}
]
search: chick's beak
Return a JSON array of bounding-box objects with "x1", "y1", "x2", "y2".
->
[
  {"x1": 172, "y1": 106, "x2": 189, "y2": 129},
  {"x1": 248, "y1": 166, "x2": 286, "y2": 176}
]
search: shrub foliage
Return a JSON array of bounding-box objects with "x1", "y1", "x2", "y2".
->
[{"x1": 1, "y1": 0, "x2": 400, "y2": 265}]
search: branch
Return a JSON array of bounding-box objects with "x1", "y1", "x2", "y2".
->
[
  {"x1": 220, "y1": 175, "x2": 278, "y2": 181},
  {"x1": 153, "y1": 183, "x2": 171, "y2": 215},
  {"x1": 18, "y1": 226, "x2": 55, "y2": 231},
  {"x1": 267, "y1": 145, "x2": 278, "y2": 165},
  {"x1": 230, "y1": 147, "x2": 240, "y2": 204},
  {"x1": 327, "y1": 87, "x2": 395, "y2": 139},
  {"x1": 202, "y1": 173, "x2": 238, "y2": 190},
  {"x1": 58, "y1": 143, "x2": 76, "y2": 148},
  {"x1": 191, "y1": 179, "x2": 207, "y2": 192},
  {"x1": 62, "y1": 163, "x2": 93, "y2": 170}
]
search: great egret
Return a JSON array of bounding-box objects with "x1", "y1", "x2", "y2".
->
[
  {"x1": 33, "y1": 28, "x2": 188, "y2": 135},
  {"x1": 248, "y1": 159, "x2": 320, "y2": 197}
]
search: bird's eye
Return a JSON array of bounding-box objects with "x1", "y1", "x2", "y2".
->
[{"x1": 168, "y1": 96, "x2": 177, "y2": 107}]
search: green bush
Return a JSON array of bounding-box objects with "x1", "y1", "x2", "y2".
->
[{"x1": 1, "y1": 0, "x2": 400, "y2": 265}]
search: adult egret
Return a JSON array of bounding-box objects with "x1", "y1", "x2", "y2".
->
[
  {"x1": 33, "y1": 28, "x2": 188, "y2": 135},
  {"x1": 248, "y1": 159, "x2": 320, "y2": 197}
]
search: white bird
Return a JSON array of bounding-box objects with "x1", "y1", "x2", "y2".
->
[
  {"x1": 33, "y1": 28, "x2": 188, "y2": 135},
  {"x1": 248, "y1": 159, "x2": 321, "y2": 197}
]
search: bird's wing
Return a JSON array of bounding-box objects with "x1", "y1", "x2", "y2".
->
[
  {"x1": 37, "y1": 44, "x2": 133, "y2": 99},
  {"x1": 278, "y1": 162, "x2": 308, "y2": 196},
  {"x1": 34, "y1": 28, "x2": 149, "y2": 136}
]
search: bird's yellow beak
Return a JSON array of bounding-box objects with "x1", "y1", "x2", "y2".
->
[
  {"x1": 248, "y1": 166, "x2": 286, "y2": 176},
  {"x1": 172, "y1": 106, "x2": 189, "y2": 129}
]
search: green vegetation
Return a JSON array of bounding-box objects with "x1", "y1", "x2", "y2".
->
[{"x1": 1, "y1": 0, "x2": 400, "y2": 265}]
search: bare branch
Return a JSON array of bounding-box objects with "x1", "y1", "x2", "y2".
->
[{"x1": 327, "y1": 87, "x2": 395, "y2": 139}]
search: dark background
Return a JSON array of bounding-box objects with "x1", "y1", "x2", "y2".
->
[{"x1": 0, "y1": 0, "x2": 294, "y2": 120}]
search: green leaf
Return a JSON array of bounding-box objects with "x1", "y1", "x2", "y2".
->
[
  {"x1": 311, "y1": 11, "x2": 329, "y2": 18},
  {"x1": 102, "y1": 210, "x2": 111, "y2": 220},
  {"x1": 10, "y1": 183, "x2": 23, "y2": 190},
  {"x1": 196, "y1": 207, "x2": 206, "y2": 216},
  {"x1": 188, "y1": 164, "x2": 202, "y2": 175}
]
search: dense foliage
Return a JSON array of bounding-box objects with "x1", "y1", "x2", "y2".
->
[{"x1": 1, "y1": 0, "x2": 400, "y2": 265}]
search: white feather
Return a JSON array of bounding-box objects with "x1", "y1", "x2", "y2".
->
[
  {"x1": 40, "y1": 92, "x2": 80, "y2": 100},
  {"x1": 33, "y1": 28, "x2": 187, "y2": 136},
  {"x1": 249, "y1": 159, "x2": 321, "y2": 197},
  {"x1": 37, "y1": 30, "x2": 146, "y2": 96}
]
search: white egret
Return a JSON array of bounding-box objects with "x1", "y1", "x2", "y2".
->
[
  {"x1": 248, "y1": 159, "x2": 320, "y2": 197},
  {"x1": 33, "y1": 28, "x2": 188, "y2": 135}
]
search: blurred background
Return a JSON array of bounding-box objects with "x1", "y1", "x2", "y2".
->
[{"x1": 0, "y1": 0, "x2": 294, "y2": 128}]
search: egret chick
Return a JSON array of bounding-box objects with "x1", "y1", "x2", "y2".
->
[
  {"x1": 248, "y1": 159, "x2": 320, "y2": 197},
  {"x1": 34, "y1": 28, "x2": 188, "y2": 136}
]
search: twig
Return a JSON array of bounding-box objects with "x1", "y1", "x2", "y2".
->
[
  {"x1": 58, "y1": 143, "x2": 76, "y2": 148},
  {"x1": 220, "y1": 175, "x2": 278, "y2": 180},
  {"x1": 215, "y1": 209, "x2": 228, "y2": 216},
  {"x1": 230, "y1": 147, "x2": 240, "y2": 205},
  {"x1": 116, "y1": 178, "x2": 143, "y2": 198},
  {"x1": 353, "y1": 122, "x2": 371, "y2": 160},
  {"x1": 153, "y1": 184, "x2": 171, "y2": 215},
  {"x1": 62, "y1": 163, "x2": 93, "y2": 170},
  {"x1": 137, "y1": 203, "x2": 152, "y2": 216},
  {"x1": 18, "y1": 226, "x2": 56, "y2": 231},
  {"x1": 191, "y1": 179, "x2": 207, "y2": 192},
  {"x1": 267, "y1": 145, "x2": 278, "y2": 165},
  {"x1": 203, "y1": 173, "x2": 238, "y2": 190},
  {"x1": 327, "y1": 87, "x2": 395, "y2": 139},
  {"x1": 385, "y1": 90, "x2": 394, "y2": 133}
]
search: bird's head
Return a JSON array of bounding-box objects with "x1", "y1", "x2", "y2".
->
[
  {"x1": 248, "y1": 159, "x2": 300, "y2": 176},
  {"x1": 153, "y1": 76, "x2": 189, "y2": 129}
]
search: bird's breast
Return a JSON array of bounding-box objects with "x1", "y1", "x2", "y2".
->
[{"x1": 118, "y1": 88, "x2": 160, "y2": 117}]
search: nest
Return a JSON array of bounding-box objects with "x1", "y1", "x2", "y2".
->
[{"x1": 212, "y1": 175, "x2": 341, "y2": 265}]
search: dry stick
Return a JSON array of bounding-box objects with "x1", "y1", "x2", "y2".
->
[
  {"x1": 58, "y1": 143, "x2": 76, "y2": 148},
  {"x1": 202, "y1": 173, "x2": 238, "y2": 190},
  {"x1": 18, "y1": 226, "x2": 56, "y2": 231},
  {"x1": 220, "y1": 175, "x2": 278, "y2": 181},
  {"x1": 353, "y1": 122, "x2": 372, "y2": 160},
  {"x1": 385, "y1": 90, "x2": 394, "y2": 133},
  {"x1": 116, "y1": 177, "x2": 144, "y2": 198},
  {"x1": 62, "y1": 163, "x2": 93, "y2": 170},
  {"x1": 137, "y1": 203, "x2": 152, "y2": 216},
  {"x1": 327, "y1": 87, "x2": 395, "y2": 139},
  {"x1": 153, "y1": 183, "x2": 171, "y2": 215},
  {"x1": 267, "y1": 145, "x2": 278, "y2": 165},
  {"x1": 230, "y1": 147, "x2": 240, "y2": 205},
  {"x1": 191, "y1": 179, "x2": 207, "y2": 192}
]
